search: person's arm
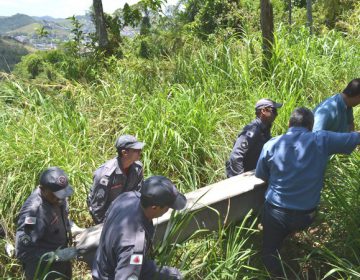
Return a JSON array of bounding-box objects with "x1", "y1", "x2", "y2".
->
[
  {"x1": 16, "y1": 212, "x2": 48, "y2": 261},
  {"x1": 228, "y1": 131, "x2": 256, "y2": 175},
  {"x1": 325, "y1": 131, "x2": 360, "y2": 155},
  {"x1": 313, "y1": 108, "x2": 332, "y2": 132},
  {"x1": 134, "y1": 162, "x2": 144, "y2": 191},
  {"x1": 88, "y1": 172, "x2": 109, "y2": 224},
  {"x1": 113, "y1": 245, "x2": 182, "y2": 280},
  {"x1": 113, "y1": 245, "x2": 155, "y2": 280}
]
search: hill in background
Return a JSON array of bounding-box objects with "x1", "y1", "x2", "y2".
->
[
  {"x1": 0, "y1": 36, "x2": 34, "y2": 72},
  {"x1": 0, "y1": 14, "x2": 36, "y2": 34}
]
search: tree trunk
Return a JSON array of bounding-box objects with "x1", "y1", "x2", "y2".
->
[
  {"x1": 260, "y1": 0, "x2": 274, "y2": 70},
  {"x1": 93, "y1": 0, "x2": 109, "y2": 51},
  {"x1": 306, "y1": 0, "x2": 313, "y2": 35},
  {"x1": 288, "y1": 0, "x2": 292, "y2": 26}
]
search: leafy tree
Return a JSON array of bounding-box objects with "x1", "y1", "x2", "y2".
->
[
  {"x1": 35, "y1": 26, "x2": 49, "y2": 38},
  {"x1": 315, "y1": 0, "x2": 358, "y2": 29},
  {"x1": 180, "y1": 0, "x2": 244, "y2": 39},
  {"x1": 65, "y1": 16, "x2": 84, "y2": 55}
]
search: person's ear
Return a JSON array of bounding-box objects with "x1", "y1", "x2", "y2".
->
[{"x1": 121, "y1": 149, "x2": 128, "y2": 157}]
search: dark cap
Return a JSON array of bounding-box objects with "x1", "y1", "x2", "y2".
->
[
  {"x1": 115, "y1": 135, "x2": 145, "y2": 150},
  {"x1": 141, "y1": 176, "x2": 187, "y2": 210},
  {"x1": 39, "y1": 167, "x2": 74, "y2": 199},
  {"x1": 255, "y1": 98, "x2": 283, "y2": 110}
]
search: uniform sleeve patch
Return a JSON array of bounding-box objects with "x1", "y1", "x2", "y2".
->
[
  {"x1": 127, "y1": 275, "x2": 139, "y2": 280},
  {"x1": 130, "y1": 254, "x2": 143, "y2": 265},
  {"x1": 96, "y1": 188, "x2": 106, "y2": 199},
  {"x1": 246, "y1": 131, "x2": 254, "y2": 138},
  {"x1": 240, "y1": 140, "x2": 248, "y2": 149},
  {"x1": 19, "y1": 234, "x2": 32, "y2": 246},
  {"x1": 99, "y1": 177, "x2": 109, "y2": 186},
  {"x1": 25, "y1": 217, "x2": 37, "y2": 225}
]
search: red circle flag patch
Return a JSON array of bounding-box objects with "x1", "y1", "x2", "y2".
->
[{"x1": 130, "y1": 254, "x2": 143, "y2": 265}]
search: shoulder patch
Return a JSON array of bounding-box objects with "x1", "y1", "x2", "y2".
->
[
  {"x1": 127, "y1": 275, "x2": 139, "y2": 280},
  {"x1": 99, "y1": 177, "x2": 109, "y2": 186},
  {"x1": 19, "y1": 233, "x2": 31, "y2": 246},
  {"x1": 25, "y1": 217, "x2": 37, "y2": 225},
  {"x1": 96, "y1": 187, "x2": 106, "y2": 199},
  {"x1": 130, "y1": 254, "x2": 143, "y2": 265},
  {"x1": 241, "y1": 141, "x2": 248, "y2": 149},
  {"x1": 246, "y1": 131, "x2": 254, "y2": 138}
]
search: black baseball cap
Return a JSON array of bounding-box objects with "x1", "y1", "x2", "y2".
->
[
  {"x1": 115, "y1": 135, "x2": 145, "y2": 150},
  {"x1": 255, "y1": 98, "x2": 283, "y2": 110},
  {"x1": 141, "y1": 176, "x2": 187, "y2": 210},
  {"x1": 39, "y1": 167, "x2": 74, "y2": 199}
]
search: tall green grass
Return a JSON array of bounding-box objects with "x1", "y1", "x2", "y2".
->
[{"x1": 0, "y1": 25, "x2": 359, "y2": 278}]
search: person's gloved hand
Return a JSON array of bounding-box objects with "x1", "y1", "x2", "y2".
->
[
  {"x1": 54, "y1": 247, "x2": 78, "y2": 261},
  {"x1": 159, "y1": 266, "x2": 183, "y2": 280}
]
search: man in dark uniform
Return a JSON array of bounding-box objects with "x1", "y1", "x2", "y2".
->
[
  {"x1": 92, "y1": 175, "x2": 187, "y2": 280},
  {"x1": 226, "y1": 98, "x2": 282, "y2": 177},
  {"x1": 88, "y1": 134, "x2": 145, "y2": 224},
  {"x1": 15, "y1": 167, "x2": 77, "y2": 280}
]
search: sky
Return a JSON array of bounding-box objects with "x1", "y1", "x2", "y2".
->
[{"x1": 0, "y1": 0, "x2": 142, "y2": 18}]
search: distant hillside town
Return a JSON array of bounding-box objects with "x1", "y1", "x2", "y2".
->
[
  {"x1": 0, "y1": 13, "x2": 138, "y2": 51},
  {"x1": 0, "y1": 13, "x2": 94, "y2": 50}
]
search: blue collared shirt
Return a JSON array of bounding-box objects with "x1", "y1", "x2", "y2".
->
[
  {"x1": 255, "y1": 127, "x2": 360, "y2": 210},
  {"x1": 313, "y1": 93, "x2": 354, "y2": 132}
]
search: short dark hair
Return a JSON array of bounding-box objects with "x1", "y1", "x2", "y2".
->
[
  {"x1": 289, "y1": 107, "x2": 314, "y2": 129},
  {"x1": 343, "y1": 78, "x2": 360, "y2": 97}
]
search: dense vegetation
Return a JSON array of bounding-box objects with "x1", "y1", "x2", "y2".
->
[{"x1": 0, "y1": 0, "x2": 359, "y2": 278}]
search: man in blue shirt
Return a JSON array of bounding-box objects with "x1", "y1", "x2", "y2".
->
[
  {"x1": 255, "y1": 107, "x2": 360, "y2": 276},
  {"x1": 313, "y1": 78, "x2": 360, "y2": 132},
  {"x1": 226, "y1": 98, "x2": 282, "y2": 177}
]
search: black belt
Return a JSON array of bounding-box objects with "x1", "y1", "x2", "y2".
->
[{"x1": 266, "y1": 201, "x2": 316, "y2": 214}]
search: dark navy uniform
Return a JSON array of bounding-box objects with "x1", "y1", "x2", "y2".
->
[
  {"x1": 226, "y1": 118, "x2": 271, "y2": 177},
  {"x1": 88, "y1": 157, "x2": 143, "y2": 224},
  {"x1": 92, "y1": 191, "x2": 181, "y2": 280},
  {"x1": 15, "y1": 188, "x2": 72, "y2": 279}
]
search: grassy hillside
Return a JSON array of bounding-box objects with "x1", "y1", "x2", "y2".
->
[
  {"x1": 6, "y1": 22, "x2": 70, "y2": 37},
  {"x1": 0, "y1": 14, "x2": 36, "y2": 34},
  {"x1": 0, "y1": 36, "x2": 34, "y2": 72},
  {"x1": 0, "y1": 23, "x2": 359, "y2": 278}
]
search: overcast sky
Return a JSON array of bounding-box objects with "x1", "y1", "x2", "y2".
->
[{"x1": 0, "y1": 0, "x2": 144, "y2": 18}]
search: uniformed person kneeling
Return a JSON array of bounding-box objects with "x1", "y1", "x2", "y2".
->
[
  {"x1": 15, "y1": 167, "x2": 77, "y2": 280},
  {"x1": 92, "y1": 175, "x2": 187, "y2": 280}
]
